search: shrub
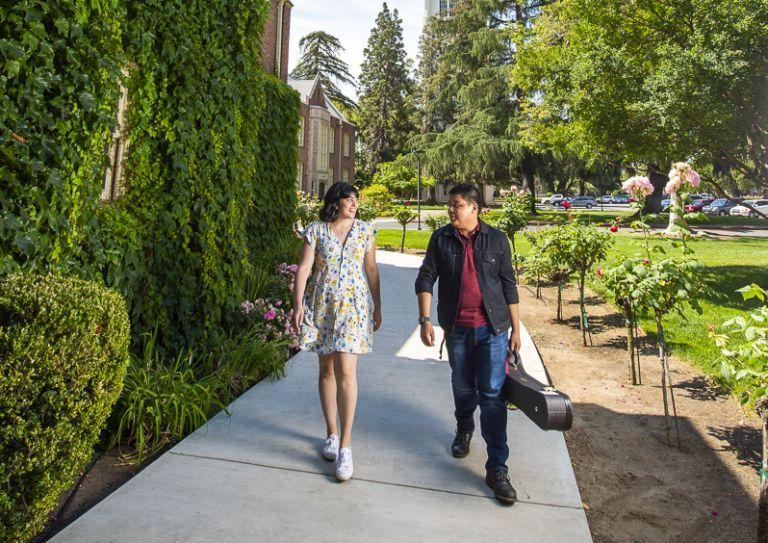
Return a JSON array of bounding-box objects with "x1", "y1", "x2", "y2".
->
[
  {"x1": 0, "y1": 274, "x2": 130, "y2": 543},
  {"x1": 360, "y1": 184, "x2": 394, "y2": 216},
  {"x1": 425, "y1": 214, "x2": 450, "y2": 231}
]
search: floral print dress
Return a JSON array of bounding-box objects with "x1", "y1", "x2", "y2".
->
[{"x1": 300, "y1": 219, "x2": 377, "y2": 355}]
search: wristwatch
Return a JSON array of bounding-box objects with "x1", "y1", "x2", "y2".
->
[{"x1": 418, "y1": 316, "x2": 431, "y2": 325}]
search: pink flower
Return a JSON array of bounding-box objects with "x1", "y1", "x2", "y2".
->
[
  {"x1": 684, "y1": 168, "x2": 701, "y2": 187},
  {"x1": 240, "y1": 301, "x2": 254, "y2": 314},
  {"x1": 264, "y1": 309, "x2": 277, "y2": 321},
  {"x1": 289, "y1": 264, "x2": 298, "y2": 273},
  {"x1": 643, "y1": 258, "x2": 650, "y2": 265},
  {"x1": 596, "y1": 267, "x2": 603, "y2": 278},
  {"x1": 621, "y1": 176, "x2": 654, "y2": 197}
]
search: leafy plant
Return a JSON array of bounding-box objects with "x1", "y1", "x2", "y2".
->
[
  {"x1": 392, "y1": 205, "x2": 416, "y2": 253},
  {"x1": 561, "y1": 221, "x2": 613, "y2": 345},
  {"x1": 497, "y1": 191, "x2": 532, "y2": 275},
  {"x1": 110, "y1": 327, "x2": 223, "y2": 463},
  {"x1": 296, "y1": 191, "x2": 321, "y2": 233},
  {"x1": 359, "y1": 183, "x2": 394, "y2": 216},
  {"x1": 425, "y1": 213, "x2": 450, "y2": 231},
  {"x1": 711, "y1": 284, "x2": 768, "y2": 539}
]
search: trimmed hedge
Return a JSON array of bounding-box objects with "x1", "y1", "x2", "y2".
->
[{"x1": 0, "y1": 274, "x2": 130, "y2": 542}]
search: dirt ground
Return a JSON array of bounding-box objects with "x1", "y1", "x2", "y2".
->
[
  {"x1": 520, "y1": 283, "x2": 761, "y2": 543},
  {"x1": 36, "y1": 448, "x2": 160, "y2": 542}
]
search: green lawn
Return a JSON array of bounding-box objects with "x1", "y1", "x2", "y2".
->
[{"x1": 376, "y1": 228, "x2": 768, "y2": 396}]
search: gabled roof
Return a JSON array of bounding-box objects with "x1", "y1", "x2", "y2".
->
[
  {"x1": 287, "y1": 73, "x2": 321, "y2": 103},
  {"x1": 287, "y1": 73, "x2": 351, "y2": 125}
]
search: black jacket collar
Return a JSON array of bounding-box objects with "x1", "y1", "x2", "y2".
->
[{"x1": 442, "y1": 219, "x2": 489, "y2": 236}]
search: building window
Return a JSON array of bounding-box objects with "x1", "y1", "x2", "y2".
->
[
  {"x1": 342, "y1": 168, "x2": 350, "y2": 183},
  {"x1": 320, "y1": 122, "x2": 329, "y2": 170},
  {"x1": 298, "y1": 118, "x2": 304, "y2": 147},
  {"x1": 330, "y1": 127, "x2": 335, "y2": 153},
  {"x1": 343, "y1": 133, "x2": 350, "y2": 158},
  {"x1": 101, "y1": 81, "x2": 129, "y2": 201},
  {"x1": 297, "y1": 162, "x2": 303, "y2": 190}
]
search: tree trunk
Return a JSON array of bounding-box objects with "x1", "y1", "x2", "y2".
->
[
  {"x1": 520, "y1": 150, "x2": 537, "y2": 215},
  {"x1": 643, "y1": 163, "x2": 668, "y2": 214},
  {"x1": 557, "y1": 282, "x2": 563, "y2": 322},
  {"x1": 511, "y1": 235, "x2": 519, "y2": 278},
  {"x1": 626, "y1": 312, "x2": 637, "y2": 385},
  {"x1": 756, "y1": 398, "x2": 768, "y2": 542},
  {"x1": 663, "y1": 190, "x2": 683, "y2": 237},
  {"x1": 579, "y1": 270, "x2": 587, "y2": 346},
  {"x1": 400, "y1": 226, "x2": 406, "y2": 253}
]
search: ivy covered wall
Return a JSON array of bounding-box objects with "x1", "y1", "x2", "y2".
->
[
  {"x1": 2, "y1": 0, "x2": 301, "y2": 352},
  {"x1": 0, "y1": 1, "x2": 125, "y2": 278}
]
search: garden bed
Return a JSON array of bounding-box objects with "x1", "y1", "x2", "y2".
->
[{"x1": 522, "y1": 283, "x2": 759, "y2": 542}]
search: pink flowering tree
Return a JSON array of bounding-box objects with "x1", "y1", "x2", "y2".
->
[{"x1": 663, "y1": 162, "x2": 701, "y2": 237}]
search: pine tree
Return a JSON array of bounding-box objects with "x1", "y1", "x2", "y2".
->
[
  {"x1": 414, "y1": 0, "x2": 551, "y2": 209},
  {"x1": 357, "y1": 3, "x2": 416, "y2": 174},
  {"x1": 416, "y1": 16, "x2": 456, "y2": 133},
  {"x1": 290, "y1": 31, "x2": 357, "y2": 109}
]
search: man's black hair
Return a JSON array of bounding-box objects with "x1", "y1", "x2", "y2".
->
[{"x1": 448, "y1": 183, "x2": 482, "y2": 212}]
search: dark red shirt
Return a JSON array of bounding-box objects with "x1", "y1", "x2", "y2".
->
[{"x1": 454, "y1": 223, "x2": 490, "y2": 328}]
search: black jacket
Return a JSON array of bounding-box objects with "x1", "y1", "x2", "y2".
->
[{"x1": 415, "y1": 220, "x2": 519, "y2": 335}]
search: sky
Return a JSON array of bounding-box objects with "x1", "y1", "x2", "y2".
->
[{"x1": 288, "y1": 0, "x2": 424, "y2": 98}]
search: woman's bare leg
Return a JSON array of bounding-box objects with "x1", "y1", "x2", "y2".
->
[
  {"x1": 318, "y1": 354, "x2": 338, "y2": 436},
  {"x1": 334, "y1": 352, "x2": 358, "y2": 448}
]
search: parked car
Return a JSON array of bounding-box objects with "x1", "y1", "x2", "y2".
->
[
  {"x1": 567, "y1": 196, "x2": 598, "y2": 209},
  {"x1": 730, "y1": 199, "x2": 768, "y2": 218},
  {"x1": 542, "y1": 193, "x2": 565, "y2": 205},
  {"x1": 702, "y1": 198, "x2": 738, "y2": 216},
  {"x1": 598, "y1": 195, "x2": 614, "y2": 203},
  {"x1": 612, "y1": 194, "x2": 630, "y2": 204},
  {"x1": 684, "y1": 198, "x2": 714, "y2": 213}
]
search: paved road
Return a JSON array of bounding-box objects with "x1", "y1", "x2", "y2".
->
[{"x1": 52, "y1": 251, "x2": 592, "y2": 543}]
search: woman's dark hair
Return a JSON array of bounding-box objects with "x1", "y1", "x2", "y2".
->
[
  {"x1": 319, "y1": 182, "x2": 359, "y2": 222},
  {"x1": 448, "y1": 183, "x2": 482, "y2": 213}
]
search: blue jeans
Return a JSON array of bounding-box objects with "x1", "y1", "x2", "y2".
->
[{"x1": 445, "y1": 325, "x2": 509, "y2": 473}]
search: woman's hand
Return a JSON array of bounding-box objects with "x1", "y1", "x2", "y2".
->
[
  {"x1": 292, "y1": 305, "x2": 304, "y2": 334},
  {"x1": 373, "y1": 308, "x2": 382, "y2": 331}
]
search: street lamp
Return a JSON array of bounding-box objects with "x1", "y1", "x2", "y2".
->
[{"x1": 415, "y1": 150, "x2": 425, "y2": 230}]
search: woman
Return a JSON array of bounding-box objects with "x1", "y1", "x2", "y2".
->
[{"x1": 292, "y1": 182, "x2": 382, "y2": 482}]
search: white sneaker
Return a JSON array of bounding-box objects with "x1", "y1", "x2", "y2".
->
[
  {"x1": 335, "y1": 447, "x2": 353, "y2": 481},
  {"x1": 322, "y1": 434, "x2": 339, "y2": 461}
]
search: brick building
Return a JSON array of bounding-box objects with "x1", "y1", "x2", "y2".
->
[
  {"x1": 260, "y1": 0, "x2": 292, "y2": 81},
  {"x1": 289, "y1": 74, "x2": 356, "y2": 198}
]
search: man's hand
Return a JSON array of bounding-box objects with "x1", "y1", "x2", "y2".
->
[
  {"x1": 420, "y1": 321, "x2": 435, "y2": 347},
  {"x1": 509, "y1": 331, "x2": 521, "y2": 352}
]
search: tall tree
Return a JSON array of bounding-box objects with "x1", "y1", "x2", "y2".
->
[
  {"x1": 416, "y1": 15, "x2": 456, "y2": 133},
  {"x1": 357, "y1": 3, "x2": 416, "y2": 174},
  {"x1": 290, "y1": 31, "x2": 357, "y2": 109},
  {"x1": 413, "y1": 1, "x2": 551, "y2": 210},
  {"x1": 416, "y1": 0, "x2": 521, "y2": 204},
  {"x1": 514, "y1": 0, "x2": 768, "y2": 213}
]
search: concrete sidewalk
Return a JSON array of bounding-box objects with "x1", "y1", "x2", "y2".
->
[{"x1": 52, "y1": 251, "x2": 591, "y2": 543}]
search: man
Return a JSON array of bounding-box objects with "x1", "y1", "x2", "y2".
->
[{"x1": 415, "y1": 183, "x2": 521, "y2": 505}]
